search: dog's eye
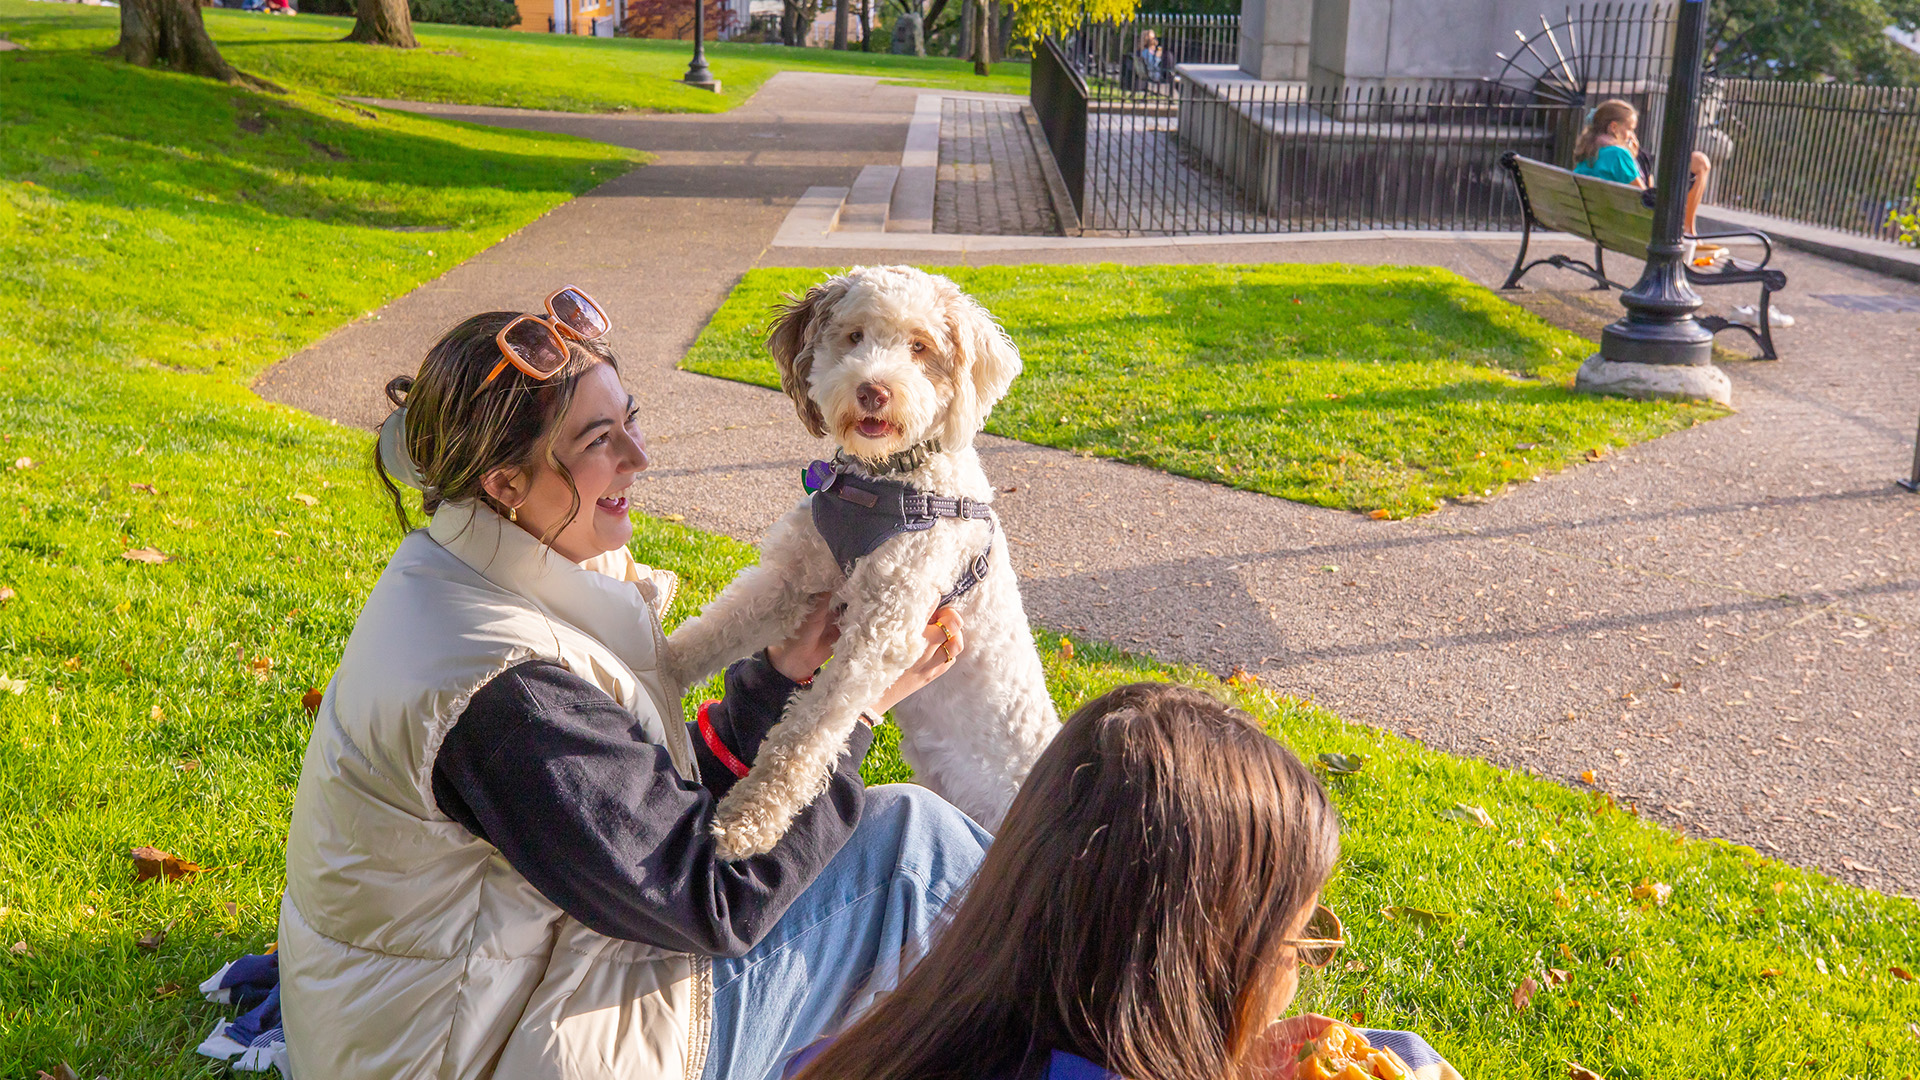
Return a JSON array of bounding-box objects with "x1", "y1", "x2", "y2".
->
[
  {"x1": 911, "y1": 341, "x2": 927, "y2": 354},
  {"x1": 849, "y1": 330, "x2": 863, "y2": 345}
]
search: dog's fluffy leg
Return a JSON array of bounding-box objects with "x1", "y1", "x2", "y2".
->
[
  {"x1": 662, "y1": 503, "x2": 833, "y2": 693},
  {"x1": 710, "y1": 564, "x2": 944, "y2": 859}
]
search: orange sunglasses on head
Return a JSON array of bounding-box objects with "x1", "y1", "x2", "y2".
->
[{"x1": 483, "y1": 286, "x2": 612, "y2": 389}]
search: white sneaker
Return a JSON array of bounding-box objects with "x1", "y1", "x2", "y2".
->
[{"x1": 1731, "y1": 304, "x2": 1794, "y2": 328}]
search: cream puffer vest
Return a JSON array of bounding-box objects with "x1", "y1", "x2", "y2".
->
[{"x1": 279, "y1": 500, "x2": 712, "y2": 1080}]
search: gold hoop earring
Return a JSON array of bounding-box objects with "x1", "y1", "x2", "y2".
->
[{"x1": 509, "y1": 504, "x2": 518, "y2": 523}]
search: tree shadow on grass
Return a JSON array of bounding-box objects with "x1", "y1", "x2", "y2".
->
[{"x1": 2, "y1": 50, "x2": 627, "y2": 230}]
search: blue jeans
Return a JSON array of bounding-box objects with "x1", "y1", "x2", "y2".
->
[{"x1": 701, "y1": 785, "x2": 990, "y2": 1080}]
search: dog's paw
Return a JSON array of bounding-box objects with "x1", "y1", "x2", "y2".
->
[{"x1": 710, "y1": 812, "x2": 780, "y2": 861}]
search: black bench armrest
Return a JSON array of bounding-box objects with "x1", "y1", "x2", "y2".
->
[{"x1": 1687, "y1": 228, "x2": 1775, "y2": 268}]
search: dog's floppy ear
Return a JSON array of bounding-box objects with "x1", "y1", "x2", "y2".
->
[
  {"x1": 943, "y1": 284, "x2": 1022, "y2": 423},
  {"x1": 767, "y1": 276, "x2": 849, "y2": 439}
]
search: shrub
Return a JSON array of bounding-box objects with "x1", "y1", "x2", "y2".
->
[{"x1": 297, "y1": 0, "x2": 520, "y2": 26}]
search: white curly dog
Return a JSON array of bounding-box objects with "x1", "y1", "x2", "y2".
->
[{"x1": 663, "y1": 265, "x2": 1061, "y2": 859}]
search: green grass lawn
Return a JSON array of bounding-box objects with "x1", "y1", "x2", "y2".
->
[
  {"x1": 683, "y1": 265, "x2": 1724, "y2": 517},
  {"x1": 1, "y1": 361, "x2": 1915, "y2": 1077},
  {"x1": 2, "y1": 18, "x2": 1915, "y2": 1080},
  {"x1": 0, "y1": 0, "x2": 1029, "y2": 114}
]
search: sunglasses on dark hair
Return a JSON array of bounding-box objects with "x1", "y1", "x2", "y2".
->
[
  {"x1": 482, "y1": 286, "x2": 611, "y2": 389},
  {"x1": 1281, "y1": 904, "x2": 1346, "y2": 970}
]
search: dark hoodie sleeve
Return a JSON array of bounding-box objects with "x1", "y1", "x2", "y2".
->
[{"x1": 431, "y1": 658, "x2": 872, "y2": 957}]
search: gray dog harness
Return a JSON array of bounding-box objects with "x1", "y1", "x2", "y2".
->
[{"x1": 804, "y1": 456, "x2": 996, "y2": 608}]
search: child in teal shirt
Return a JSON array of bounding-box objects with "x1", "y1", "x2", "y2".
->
[{"x1": 1572, "y1": 98, "x2": 1717, "y2": 249}]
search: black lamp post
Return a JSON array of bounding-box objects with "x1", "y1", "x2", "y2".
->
[
  {"x1": 1576, "y1": 0, "x2": 1729, "y2": 403},
  {"x1": 683, "y1": 0, "x2": 718, "y2": 91}
]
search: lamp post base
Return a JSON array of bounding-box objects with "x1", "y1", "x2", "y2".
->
[
  {"x1": 681, "y1": 76, "x2": 721, "y2": 91},
  {"x1": 1574, "y1": 354, "x2": 1732, "y2": 406}
]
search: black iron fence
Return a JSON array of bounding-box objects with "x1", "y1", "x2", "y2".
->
[
  {"x1": 1061, "y1": 13, "x2": 1238, "y2": 93},
  {"x1": 1032, "y1": 36, "x2": 1089, "y2": 220},
  {"x1": 1033, "y1": 66, "x2": 1577, "y2": 235},
  {"x1": 1708, "y1": 79, "x2": 1920, "y2": 242},
  {"x1": 1029, "y1": 4, "x2": 1920, "y2": 241}
]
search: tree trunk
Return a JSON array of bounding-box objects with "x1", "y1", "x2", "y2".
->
[
  {"x1": 833, "y1": 0, "x2": 847, "y2": 48},
  {"x1": 345, "y1": 0, "x2": 418, "y2": 48},
  {"x1": 970, "y1": 0, "x2": 987, "y2": 74},
  {"x1": 109, "y1": 0, "x2": 239, "y2": 81},
  {"x1": 858, "y1": 0, "x2": 869, "y2": 52}
]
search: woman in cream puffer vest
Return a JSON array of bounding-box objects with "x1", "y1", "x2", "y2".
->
[{"x1": 280, "y1": 302, "x2": 990, "y2": 1080}]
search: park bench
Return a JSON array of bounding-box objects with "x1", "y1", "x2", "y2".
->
[{"x1": 1499, "y1": 152, "x2": 1789, "y2": 360}]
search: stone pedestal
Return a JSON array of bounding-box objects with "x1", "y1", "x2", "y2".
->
[
  {"x1": 1237, "y1": 0, "x2": 1311, "y2": 81},
  {"x1": 1237, "y1": 0, "x2": 1569, "y2": 88},
  {"x1": 1574, "y1": 354, "x2": 1732, "y2": 406}
]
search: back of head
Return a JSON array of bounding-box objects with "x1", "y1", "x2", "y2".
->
[
  {"x1": 1574, "y1": 98, "x2": 1638, "y2": 164},
  {"x1": 797, "y1": 682, "x2": 1341, "y2": 1080}
]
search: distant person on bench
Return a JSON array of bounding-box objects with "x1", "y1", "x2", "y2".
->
[
  {"x1": 1572, "y1": 99, "x2": 1717, "y2": 255},
  {"x1": 1137, "y1": 29, "x2": 1169, "y2": 83},
  {"x1": 1573, "y1": 98, "x2": 1791, "y2": 329}
]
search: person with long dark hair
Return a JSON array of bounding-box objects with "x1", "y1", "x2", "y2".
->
[{"x1": 787, "y1": 682, "x2": 1462, "y2": 1080}]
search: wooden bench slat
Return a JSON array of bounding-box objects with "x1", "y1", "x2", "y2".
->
[
  {"x1": 1573, "y1": 177, "x2": 1653, "y2": 258},
  {"x1": 1511, "y1": 161, "x2": 1590, "y2": 235}
]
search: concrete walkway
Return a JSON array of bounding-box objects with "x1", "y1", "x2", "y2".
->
[{"x1": 258, "y1": 73, "x2": 1920, "y2": 897}]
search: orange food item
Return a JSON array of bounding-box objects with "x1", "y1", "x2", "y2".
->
[{"x1": 1298, "y1": 1023, "x2": 1413, "y2": 1080}]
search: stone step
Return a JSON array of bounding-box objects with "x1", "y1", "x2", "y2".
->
[{"x1": 837, "y1": 165, "x2": 900, "y2": 233}]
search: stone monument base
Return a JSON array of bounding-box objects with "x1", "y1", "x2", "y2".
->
[{"x1": 1574, "y1": 354, "x2": 1732, "y2": 406}]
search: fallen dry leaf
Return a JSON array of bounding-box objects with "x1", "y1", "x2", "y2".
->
[
  {"x1": 1512, "y1": 976, "x2": 1538, "y2": 1011},
  {"x1": 12, "y1": 457, "x2": 34, "y2": 470},
  {"x1": 9, "y1": 940, "x2": 30, "y2": 956},
  {"x1": 1891, "y1": 965, "x2": 1914, "y2": 982},
  {"x1": 0, "y1": 675, "x2": 26, "y2": 695},
  {"x1": 149, "y1": 705, "x2": 164, "y2": 721},
  {"x1": 1568, "y1": 1064, "x2": 1602, "y2": 1080},
  {"x1": 1842, "y1": 858, "x2": 1880, "y2": 874},
  {"x1": 135, "y1": 920, "x2": 173, "y2": 952},
  {"x1": 290, "y1": 492, "x2": 319, "y2": 506},
  {"x1": 1444, "y1": 803, "x2": 1495, "y2": 828},
  {"x1": 33, "y1": 1063, "x2": 76, "y2": 1080},
  {"x1": 222, "y1": 901, "x2": 238, "y2": 918},
  {"x1": 60, "y1": 658, "x2": 80, "y2": 672},
  {"x1": 1056, "y1": 638, "x2": 1074, "y2": 662},
  {"x1": 1551, "y1": 887, "x2": 1572, "y2": 909},
  {"x1": 1558, "y1": 943, "x2": 1576, "y2": 962},
  {"x1": 1379, "y1": 905, "x2": 1454, "y2": 926},
  {"x1": 1630, "y1": 879, "x2": 1673, "y2": 905},
  {"x1": 301, "y1": 687, "x2": 324, "y2": 716},
  {"x1": 130, "y1": 846, "x2": 204, "y2": 883},
  {"x1": 1343, "y1": 959, "x2": 1369, "y2": 973},
  {"x1": 0, "y1": 586, "x2": 14, "y2": 604},
  {"x1": 1757, "y1": 967, "x2": 1782, "y2": 978},
  {"x1": 1579, "y1": 769, "x2": 1597, "y2": 785},
  {"x1": 122, "y1": 547, "x2": 174, "y2": 565},
  {"x1": 1367, "y1": 509, "x2": 1391, "y2": 520},
  {"x1": 1226, "y1": 665, "x2": 1259, "y2": 689},
  {"x1": 152, "y1": 981, "x2": 182, "y2": 999},
  {"x1": 1584, "y1": 447, "x2": 1609, "y2": 462},
  {"x1": 1771, "y1": 881, "x2": 1787, "y2": 895},
  {"x1": 1547, "y1": 967, "x2": 1572, "y2": 986},
  {"x1": 130, "y1": 482, "x2": 159, "y2": 495},
  {"x1": 1318, "y1": 752, "x2": 1368, "y2": 775}
]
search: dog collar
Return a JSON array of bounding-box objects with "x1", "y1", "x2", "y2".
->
[{"x1": 839, "y1": 439, "x2": 943, "y2": 477}]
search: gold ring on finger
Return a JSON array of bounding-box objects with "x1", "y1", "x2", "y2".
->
[{"x1": 939, "y1": 642, "x2": 955, "y2": 664}]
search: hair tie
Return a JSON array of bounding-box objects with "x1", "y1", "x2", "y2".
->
[
  {"x1": 1584, "y1": 107, "x2": 1596, "y2": 125},
  {"x1": 378, "y1": 407, "x2": 426, "y2": 492}
]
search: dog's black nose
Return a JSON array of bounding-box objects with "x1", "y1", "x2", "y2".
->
[{"x1": 857, "y1": 382, "x2": 891, "y2": 411}]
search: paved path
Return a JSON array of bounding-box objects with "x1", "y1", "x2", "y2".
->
[
  {"x1": 935, "y1": 98, "x2": 1061, "y2": 236},
  {"x1": 258, "y1": 73, "x2": 1920, "y2": 897}
]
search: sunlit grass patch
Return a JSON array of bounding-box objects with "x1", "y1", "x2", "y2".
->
[{"x1": 683, "y1": 264, "x2": 1723, "y2": 517}]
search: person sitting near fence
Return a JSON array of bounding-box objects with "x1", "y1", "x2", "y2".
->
[
  {"x1": 1572, "y1": 98, "x2": 1720, "y2": 258},
  {"x1": 1138, "y1": 29, "x2": 1170, "y2": 83}
]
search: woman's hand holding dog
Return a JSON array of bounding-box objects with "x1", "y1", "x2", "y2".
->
[
  {"x1": 766, "y1": 596, "x2": 965, "y2": 714},
  {"x1": 876, "y1": 608, "x2": 964, "y2": 715}
]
